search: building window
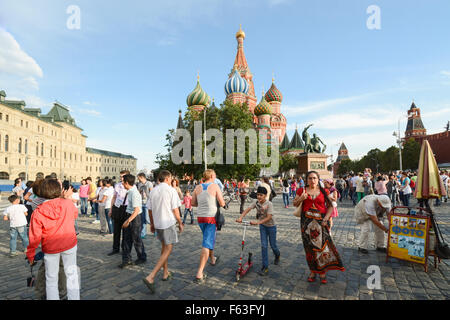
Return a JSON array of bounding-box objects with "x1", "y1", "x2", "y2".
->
[
  {"x1": 0, "y1": 113, "x2": 2, "y2": 120},
  {"x1": 41, "y1": 143, "x2": 44, "y2": 156},
  {"x1": 18, "y1": 138, "x2": 22, "y2": 153},
  {"x1": 21, "y1": 120, "x2": 23, "y2": 127},
  {"x1": 36, "y1": 142, "x2": 39, "y2": 156},
  {"x1": 50, "y1": 145, "x2": 52, "y2": 157},
  {"x1": 26, "y1": 121, "x2": 28, "y2": 128},
  {"x1": 6, "y1": 115, "x2": 8, "y2": 122},
  {"x1": 5, "y1": 157, "x2": 7, "y2": 164},
  {"x1": 64, "y1": 152, "x2": 67, "y2": 160},
  {"x1": 5, "y1": 135, "x2": 9, "y2": 152},
  {"x1": 19, "y1": 158, "x2": 21, "y2": 165},
  {"x1": 25, "y1": 139, "x2": 28, "y2": 154},
  {"x1": 70, "y1": 153, "x2": 72, "y2": 160}
]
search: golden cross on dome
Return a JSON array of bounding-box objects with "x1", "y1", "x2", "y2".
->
[
  {"x1": 272, "y1": 71, "x2": 275, "y2": 83},
  {"x1": 197, "y1": 70, "x2": 200, "y2": 81}
]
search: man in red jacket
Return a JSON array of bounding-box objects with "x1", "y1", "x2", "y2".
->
[{"x1": 27, "y1": 179, "x2": 80, "y2": 300}]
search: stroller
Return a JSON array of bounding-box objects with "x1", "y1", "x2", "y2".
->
[{"x1": 235, "y1": 221, "x2": 253, "y2": 282}]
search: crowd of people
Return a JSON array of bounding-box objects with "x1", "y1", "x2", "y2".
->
[{"x1": 2, "y1": 167, "x2": 449, "y2": 299}]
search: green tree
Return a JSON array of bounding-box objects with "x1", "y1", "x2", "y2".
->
[
  {"x1": 155, "y1": 101, "x2": 265, "y2": 180},
  {"x1": 279, "y1": 153, "x2": 297, "y2": 176},
  {"x1": 402, "y1": 138, "x2": 421, "y2": 170}
]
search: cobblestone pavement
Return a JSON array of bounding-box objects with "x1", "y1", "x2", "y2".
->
[{"x1": 1, "y1": 195, "x2": 449, "y2": 300}]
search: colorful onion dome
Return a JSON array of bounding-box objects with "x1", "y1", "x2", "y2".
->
[
  {"x1": 186, "y1": 79, "x2": 210, "y2": 107},
  {"x1": 254, "y1": 96, "x2": 272, "y2": 116},
  {"x1": 265, "y1": 81, "x2": 283, "y2": 103},
  {"x1": 236, "y1": 24, "x2": 245, "y2": 39},
  {"x1": 224, "y1": 70, "x2": 249, "y2": 96}
]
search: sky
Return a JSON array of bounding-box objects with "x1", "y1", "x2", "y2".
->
[{"x1": 1, "y1": 0, "x2": 450, "y2": 170}]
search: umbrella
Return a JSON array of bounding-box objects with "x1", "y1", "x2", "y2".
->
[{"x1": 415, "y1": 140, "x2": 446, "y2": 199}]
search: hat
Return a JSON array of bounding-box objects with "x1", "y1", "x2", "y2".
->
[
  {"x1": 257, "y1": 186, "x2": 268, "y2": 195},
  {"x1": 377, "y1": 195, "x2": 391, "y2": 211}
]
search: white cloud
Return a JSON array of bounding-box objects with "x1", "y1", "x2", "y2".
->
[
  {"x1": 83, "y1": 101, "x2": 98, "y2": 106},
  {"x1": 77, "y1": 109, "x2": 101, "y2": 117},
  {"x1": 0, "y1": 28, "x2": 43, "y2": 88},
  {"x1": 440, "y1": 70, "x2": 450, "y2": 77}
]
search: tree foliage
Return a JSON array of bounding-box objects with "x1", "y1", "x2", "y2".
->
[{"x1": 155, "y1": 100, "x2": 266, "y2": 180}]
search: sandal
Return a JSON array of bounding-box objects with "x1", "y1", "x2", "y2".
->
[
  {"x1": 307, "y1": 274, "x2": 316, "y2": 282},
  {"x1": 162, "y1": 271, "x2": 173, "y2": 281},
  {"x1": 193, "y1": 274, "x2": 207, "y2": 284},
  {"x1": 209, "y1": 256, "x2": 220, "y2": 266},
  {"x1": 142, "y1": 278, "x2": 155, "y2": 294}
]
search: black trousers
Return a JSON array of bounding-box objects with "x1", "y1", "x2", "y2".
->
[
  {"x1": 122, "y1": 214, "x2": 146, "y2": 263},
  {"x1": 112, "y1": 205, "x2": 127, "y2": 252}
]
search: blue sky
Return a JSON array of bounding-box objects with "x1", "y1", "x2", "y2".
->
[{"x1": 1, "y1": 0, "x2": 450, "y2": 170}]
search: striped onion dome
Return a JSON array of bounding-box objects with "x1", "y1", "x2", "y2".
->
[
  {"x1": 254, "y1": 95, "x2": 272, "y2": 116},
  {"x1": 264, "y1": 82, "x2": 283, "y2": 103},
  {"x1": 224, "y1": 70, "x2": 249, "y2": 96},
  {"x1": 186, "y1": 80, "x2": 210, "y2": 107}
]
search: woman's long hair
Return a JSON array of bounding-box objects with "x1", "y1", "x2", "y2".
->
[{"x1": 305, "y1": 171, "x2": 332, "y2": 208}]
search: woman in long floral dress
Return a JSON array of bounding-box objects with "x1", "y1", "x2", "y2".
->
[{"x1": 294, "y1": 171, "x2": 345, "y2": 284}]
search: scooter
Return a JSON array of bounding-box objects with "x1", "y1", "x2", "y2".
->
[{"x1": 236, "y1": 220, "x2": 253, "y2": 282}]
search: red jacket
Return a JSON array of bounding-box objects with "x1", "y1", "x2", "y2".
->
[{"x1": 27, "y1": 198, "x2": 78, "y2": 262}]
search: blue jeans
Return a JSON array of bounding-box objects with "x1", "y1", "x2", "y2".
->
[
  {"x1": 80, "y1": 197, "x2": 88, "y2": 215},
  {"x1": 259, "y1": 225, "x2": 280, "y2": 269},
  {"x1": 282, "y1": 193, "x2": 289, "y2": 207},
  {"x1": 10, "y1": 226, "x2": 29, "y2": 253},
  {"x1": 93, "y1": 202, "x2": 99, "y2": 220},
  {"x1": 140, "y1": 205, "x2": 148, "y2": 238},
  {"x1": 183, "y1": 208, "x2": 193, "y2": 224},
  {"x1": 105, "y1": 208, "x2": 113, "y2": 234},
  {"x1": 403, "y1": 193, "x2": 411, "y2": 207}
]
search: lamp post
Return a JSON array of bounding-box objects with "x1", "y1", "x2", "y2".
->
[
  {"x1": 203, "y1": 103, "x2": 208, "y2": 171},
  {"x1": 393, "y1": 117, "x2": 405, "y2": 171}
]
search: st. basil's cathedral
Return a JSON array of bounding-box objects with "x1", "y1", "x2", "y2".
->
[{"x1": 182, "y1": 25, "x2": 292, "y2": 148}]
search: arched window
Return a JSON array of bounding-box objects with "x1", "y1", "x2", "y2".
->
[
  {"x1": 5, "y1": 135, "x2": 9, "y2": 152},
  {"x1": 0, "y1": 172, "x2": 9, "y2": 179},
  {"x1": 25, "y1": 139, "x2": 28, "y2": 154},
  {"x1": 50, "y1": 145, "x2": 52, "y2": 157},
  {"x1": 36, "y1": 142, "x2": 39, "y2": 156},
  {"x1": 18, "y1": 138, "x2": 22, "y2": 153},
  {"x1": 41, "y1": 143, "x2": 44, "y2": 156}
]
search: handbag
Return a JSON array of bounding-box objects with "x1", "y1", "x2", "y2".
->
[
  {"x1": 430, "y1": 213, "x2": 450, "y2": 259},
  {"x1": 215, "y1": 202, "x2": 225, "y2": 231},
  {"x1": 293, "y1": 202, "x2": 303, "y2": 218},
  {"x1": 269, "y1": 186, "x2": 277, "y2": 201}
]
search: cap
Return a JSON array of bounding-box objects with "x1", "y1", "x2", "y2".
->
[
  {"x1": 257, "y1": 186, "x2": 268, "y2": 195},
  {"x1": 377, "y1": 195, "x2": 391, "y2": 211}
]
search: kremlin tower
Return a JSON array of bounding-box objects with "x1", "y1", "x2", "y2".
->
[{"x1": 405, "y1": 102, "x2": 427, "y2": 138}]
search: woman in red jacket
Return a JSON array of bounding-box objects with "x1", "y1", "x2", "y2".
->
[
  {"x1": 294, "y1": 171, "x2": 345, "y2": 284},
  {"x1": 27, "y1": 179, "x2": 79, "y2": 300}
]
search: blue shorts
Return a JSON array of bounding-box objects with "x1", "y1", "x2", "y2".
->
[{"x1": 199, "y1": 223, "x2": 216, "y2": 250}]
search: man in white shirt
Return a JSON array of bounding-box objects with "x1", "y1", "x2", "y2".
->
[
  {"x1": 143, "y1": 170, "x2": 183, "y2": 294},
  {"x1": 137, "y1": 173, "x2": 153, "y2": 239}
]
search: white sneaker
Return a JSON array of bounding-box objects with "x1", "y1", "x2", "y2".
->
[{"x1": 92, "y1": 220, "x2": 100, "y2": 224}]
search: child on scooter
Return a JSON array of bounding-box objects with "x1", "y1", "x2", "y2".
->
[{"x1": 236, "y1": 186, "x2": 280, "y2": 276}]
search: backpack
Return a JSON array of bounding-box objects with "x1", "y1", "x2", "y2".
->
[
  {"x1": 335, "y1": 179, "x2": 343, "y2": 190},
  {"x1": 410, "y1": 180, "x2": 416, "y2": 188}
]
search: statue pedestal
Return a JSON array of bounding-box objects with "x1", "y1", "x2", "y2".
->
[{"x1": 297, "y1": 153, "x2": 332, "y2": 180}]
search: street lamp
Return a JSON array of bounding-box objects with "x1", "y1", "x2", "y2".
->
[
  {"x1": 393, "y1": 116, "x2": 407, "y2": 171},
  {"x1": 203, "y1": 103, "x2": 208, "y2": 171}
]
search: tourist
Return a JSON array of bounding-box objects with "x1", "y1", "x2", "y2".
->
[
  {"x1": 238, "y1": 176, "x2": 249, "y2": 214},
  {"x1": 27, "y1": 178, "x2": 80, "y2": 300},
  {"x1": 107, "y1": 170, "x2": 130, "y2": 256},
  {"x1": 399, "y1": 172, "x2": 412, "y2": 207},
  {"x1": 91, "y1": 180, "x2": 102, "y2": 224},
  {"x1": 143, "y1": 170, "x2": 183, "y2": 294},
  {"x1": 355, "y1": 173, "x2": 365, "y2": 203},
  {"x1": 324, "y1": 179, "x2": 339, "y2": 231},
  {"x1": 3, "y1": 194, "x2": 29, "y2": 257},
  {"x1": 182, "y1": 190, "x2": 194, "y2": 225},
  {"x1": 298, "y1": 177, "x2": 305, "y2": 189},
  {"x1": 191, "y1": 169, "x2": 225, "y2": 283},
  {"x1": 290, "y1": 179, "x2": 297, "y2": 198},
  {"x1": 386, "y1": 174, "x2": 398, "y2": 207},
  {"x1": 363, "y1": 176, "x2": 372, "y2": 196},
  {"x1": 12, "y1": 178, "x2": 25, "y2": 204},
  {"x1": 354, "y1": 194, "x2": 390, "y2": 254},
  {"x1": 137, "y1": 173, "x2": 153, "y2": 239},
  {"x1": 293, "y1": 171, "x2": 345, "y2": 284},
  {"x1": 70, "y1": 185, "x2": 81, "y2": 235},
  {"x1": 96, "y1": 179, "x2": 112, "y2": 236},
  {"x1": 375, "y1": 175, "x2": 388, "y2": 196},
  {"x1": 78, "y1": 179, "x2": 89, "y2": 217},
  {"x1": 236, "y1": 186, "x2": 280, "y2": 276},
  {"x1": 86, "y1": 177, "x2": 98, "y2": 220},
  {"x1": 282, "y1": 179, "x2": 290, "y2": 208},
  {"x1": 119, "y1": 174, "x2": 146, "y2": 268}
]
